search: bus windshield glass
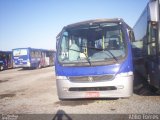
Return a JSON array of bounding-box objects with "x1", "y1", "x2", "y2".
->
[
  {"x1": 58, "y1": 22, "x2": 127, "y2": 66},
  {"x1": 13, "y1": 49, "x2": 28, "y2": 56}
]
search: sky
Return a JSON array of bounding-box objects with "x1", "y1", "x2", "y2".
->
[{"x1": 0, "y1": 0, "x2": 149, "y2": 51}]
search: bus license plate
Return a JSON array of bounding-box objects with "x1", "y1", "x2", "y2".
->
[{"x1": 85, "y1": 92, "x2": 100, "y2": 98}]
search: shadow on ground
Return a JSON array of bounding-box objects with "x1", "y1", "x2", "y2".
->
[
  {"x1": 18, "y1": 67, "x2": 36, "y2": 71},
  {"x1": 54, "y1": 98, "x2": 118, "y2": 106}
]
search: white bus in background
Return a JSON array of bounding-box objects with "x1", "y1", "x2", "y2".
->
[{"x1": 132, "y1": 0, "x2": 160, "y2": 89}]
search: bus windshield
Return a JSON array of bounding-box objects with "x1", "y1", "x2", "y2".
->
[
  {"x1": 13, "y1": 49, "x2": 28, "y2": 56},
  {"x1": 58, "y1": 22, "x2": 127, "y2": 66}
]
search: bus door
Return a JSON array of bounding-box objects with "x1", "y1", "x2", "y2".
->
[
  {"x1": 45, "y1": 51, "x2": 50, "y2": 66},
  {"x1": 48, "y1": 52, "x2": 54, "y2": 66},
  {"x1": 41, "y1": 51, "x2": 45, "y2": 67},
  {"x1": 2, "y1": 53, "x2": 7, "y2": 69},
  {"x1": 147, "y1": 22, "x2": 160, "y2": 88},
  {"x1": 7, "y1": 53, "x2": 13, "y2": 68}
]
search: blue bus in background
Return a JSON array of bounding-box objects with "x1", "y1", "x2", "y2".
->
[
  {"x1": 55, "y1": 18, "x2": 134, "y2": 100},
  {"x1": 0, "y1": 51, "x2": 13, "y2": 71},
  {"x1": 13, "y1": 48, "x2": 55, "y2": 69}
]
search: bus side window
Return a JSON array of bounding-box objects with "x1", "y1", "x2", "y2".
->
[
  {"x1": 31, "y1": 51, "x2": 35, "y2": 58},
  {"x1": 46, "y1": 52, "x2": 50, "y2": 57},
  {"x1": 60, "y1": 33, "x2": 69, "y2": 60},
  {"x1": 148, "y1": 23, "x2": 157, "y2": 56},
  {"x1": 38, "y1": 51, "x2": 41, "y2": 57},
  {"x1": 0, "y1": 53, "x2": 2, "y2": 59},
  {"x1": 35, "y1": 51, "x2": 39, "y2": 58}
]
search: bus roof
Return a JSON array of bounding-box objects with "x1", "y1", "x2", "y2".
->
[
  {"x1": 57, "y1": 18, "x2": 132, "y2": 38},
  {"x1": 12, "y1": 47, "x2": 56, "y2": 52},
  {"x1": 66, "y1": 18, "x2": 126, "y2": 28},
  {"x1": 0, "y1": 51, "x2": 12, "y2": 53}
]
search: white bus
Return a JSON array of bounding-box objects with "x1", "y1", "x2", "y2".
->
[{"x1": 133, "y1": 0, "x2": 160, "y2": 89}]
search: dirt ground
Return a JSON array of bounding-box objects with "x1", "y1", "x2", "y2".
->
[{"x1": 0, "y1": 67, "x2": 160, "y2": 115}]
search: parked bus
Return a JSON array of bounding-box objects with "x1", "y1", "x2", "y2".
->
[
  {"x1": 0, "y1": 51, "x2": 13, "y2": 71},
  {"x1": 55, "y1": 18, "x2": 134, "y2": 100},
  {"x1": 12, "y1": 48, "x2": 55, "y2": 69},
  {"x1": 132, "y1": 0, "x2": 160, "y2": 89}
]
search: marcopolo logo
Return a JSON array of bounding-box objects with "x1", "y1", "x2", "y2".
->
[{"x1": 88, "y1": 76, "x2": 93, "y2": 82}]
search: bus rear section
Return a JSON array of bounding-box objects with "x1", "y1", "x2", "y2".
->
[
  {"x1": 13, "y1": 48, "x2": 31, "y2": 68},
  {"x1": 55, "y1": 19, "x2": 134, "y2": 100},
  {"x1": 41, "y1": 50, "x2": 55, "y2": 67}
]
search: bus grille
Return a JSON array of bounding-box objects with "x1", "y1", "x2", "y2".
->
[
  {"x1": 68, "y1": 74, "x2": 114, "y2": 82},
  {"x1": 69, "y1": 86, "x2": 117, "y2": 91}
]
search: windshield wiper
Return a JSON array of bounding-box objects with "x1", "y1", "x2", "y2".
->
[
  {"x1": 68, "y1": 48, "x2": 92, "y2": 66},
  {"x1": 103, "y1": 48, "x2": 118, "y2": 62}
]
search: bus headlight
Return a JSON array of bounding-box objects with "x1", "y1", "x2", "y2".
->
[
  {"x1": 116, "y1": 71, "x2": 133, "y2": 77},
  {"x1": 56, "y1": 76, "x2": 67, "y2": 80},
  {"x1": 62, "y1": 87, "x2": 69, "y2": 91}
]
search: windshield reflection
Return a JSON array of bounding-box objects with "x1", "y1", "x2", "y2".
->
[{"x1": 58, "y1": 22, "x2": 126, "y2": 66}]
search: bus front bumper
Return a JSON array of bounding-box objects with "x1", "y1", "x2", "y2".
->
[
  {"x1": 56, "y1": 74, "x2": 133, "y2": 100},
  {"x1": 13, "y1": 63, "x2": 30, "y2": 68}
]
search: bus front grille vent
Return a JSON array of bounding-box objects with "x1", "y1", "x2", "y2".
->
[
  {"x1": 69, "y1": 86, "x2": 117, "y2": 91},
  {"x1": 68, "y1": 75, "x2": 114, "y2": 82}
]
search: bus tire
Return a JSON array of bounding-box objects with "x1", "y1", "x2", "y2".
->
[
  {"x1": 59, "y1": 98, "x2": 64, "y2": 101},
  {"x1": 120, "y1": 97, "x2": 130, "y2": 99},
  {"x1": 58, "y1": 97, "x2": 69, "y2": 101}
]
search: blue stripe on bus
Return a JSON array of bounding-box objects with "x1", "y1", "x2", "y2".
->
[{"x1": 55, "y1": 57, "x2": 133, "y2": 77}]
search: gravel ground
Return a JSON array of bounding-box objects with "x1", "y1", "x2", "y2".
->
[{"x1": 0, "y1": 67, "x2": 160, "y2": 115}]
